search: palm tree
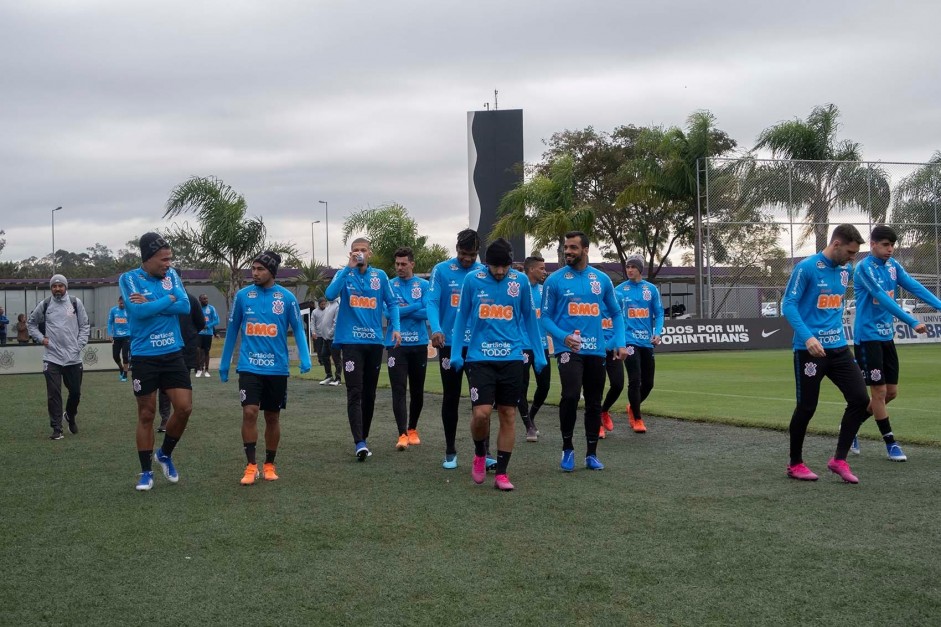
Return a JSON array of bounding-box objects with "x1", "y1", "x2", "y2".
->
[
  {"x1": 341, "y1": 203, "x2": 448, "y2": 275},
  {"x1": 753, "y1": 104, "x2": 890, "y2": 251},
  {"x1": 892, "y1": 152, "x2": 941, "y2": 279},
  {"x1": 290, "y1": 260, "x2": 332, "y2": 301},
  {"x1": 490, "y1": 154, "x2": 595, "y2": 265}
]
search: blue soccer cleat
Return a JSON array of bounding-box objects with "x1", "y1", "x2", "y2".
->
[
  {"x1": 154, "y1": 449, "x2": 179, "y2": 483},
  {"x1": 560, "y1": 449, "x2": 575, "y2": 472},
  {"x1": 585, "y1": 455, "x2": 605, "y2": 470},
  {"x1": 850, "y1": 435, "x2": 860, "y2": 455},
  {"x1": 442, "y1": 453, "x2": 458, "y2": 469},
  {"x1": 355, "y1": 441, "x2": 370, "y2": 462},
  {"x1": 486, "y1": 456, "x2": 497, "y2": 471},
  {"x1": 136, "y1": 471, "x2": 154, "y2": 491},
  {"x1": 886, "y1": 442, "x2": 907, "y2": 462}
]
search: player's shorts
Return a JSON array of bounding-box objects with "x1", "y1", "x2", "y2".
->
[
  {"x1": 113, "y1": 336, "x2": 130, "y2": 361},
  {"x1": 199, "y1": 334, "x2": 213, "y2": 352},
  {"x1": 130, "y1": 351, "x2": 192, "y2": 397},
  {"x1": 238, "y1": 372, "x2": 288, "y2": 411},
  {"x1": 465, "y1": 360, "x2": 523, "y2": 407},
  {"x1": 854, "y1": 340, "x2": 900, "y2": 386}
]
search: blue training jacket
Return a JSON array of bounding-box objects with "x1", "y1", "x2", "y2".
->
[
  {"x1": 384, "y1": 275, "x2": 430, "y2": 347},
  {"x1": 616, "y1": 279, "x2": 665, "y2": 349},
  {"x1": 325, "y1": 265, "x2": 400, "y2": 346},
  {"x1": 118, "y1": 266, "x2": 191, "y2": 357},
  {"x1": 219, "y1": 283, "x2": 311, "y2": 376},
  {"x1": 853, "y1": 255, "x2": 941, "y2": 343},
  {"x1": 107, "y1": 306, "x2": 130, "y2": 338},
  {"x1": 540, "y1": 264, "x2": 625, "y2": 357},
  {"x1": 450, "y1": 268, "x2": 545, "y2": 367},
  {"x1": 782, "y1": 252, "x2": 851, "y2": 351},
  {"x1": 427, "y1": 257, "x2": 486, "y2": 346},
  {"x1": 199, "y1": 304, "x2": 220, "y2": 336},
  {"x1": 525, "y1": 281, "x2": 549, "y2": 352}
]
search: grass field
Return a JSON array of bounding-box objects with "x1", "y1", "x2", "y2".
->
[{"x1": 3, "y1": 346, "x2": 941, "y2": 625}]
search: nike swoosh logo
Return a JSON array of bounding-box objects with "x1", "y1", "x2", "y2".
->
[{"x1": 761, "y1": 329, "x2": 780, "y2": 338}]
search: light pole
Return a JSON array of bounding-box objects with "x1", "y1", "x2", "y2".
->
[
  {"x1": 310, "y1": 220, "x2": 321, "y2": 262},
  {"x1": 318, "y1": 200, "x2": 329, "y2": 266},
  {"x1": 51, "y1": 206, "x2": 62, "y2": 272}
]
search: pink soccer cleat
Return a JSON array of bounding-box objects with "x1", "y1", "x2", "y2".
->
[
  {"x1": 472, "y1": 455, "x2": 487, "y2": 484},
  {"x1": 494, "y1": 474, "x2": 515, "y2": 491},
  {"x1": 786, "y1": 462, "x2": 819, "y2": 481},
  {"x1": 827, "y1": 458, "x2": 859, "y2": 484}
]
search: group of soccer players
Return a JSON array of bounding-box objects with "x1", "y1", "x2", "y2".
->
[{"x1": 116, "y1": 221, "x2": 938, "y2": 491}]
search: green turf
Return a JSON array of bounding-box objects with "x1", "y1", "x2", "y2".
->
[{"x1": 3, "y1": 364, "x2": 941, "y2": 625}]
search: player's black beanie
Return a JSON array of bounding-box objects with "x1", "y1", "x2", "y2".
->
[
  {"x1": 485, "y1": 238, "x2": 513, "y2": 266},
  {"x1": 140, "y1": 232, "x2": 169, "y2": 262},
  {"x1": 254, "y1": 250, "x2": 282, "y2": 277}
]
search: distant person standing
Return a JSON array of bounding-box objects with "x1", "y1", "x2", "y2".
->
[
  {"x1": 613, "y1": 255, "x2": 664, "y2": 434},
  {"x1": 518, "y1": 255, "x2": 551, "y2": 442},
  {"x1": 311, "y1": 297, "x2": 328, "y2": 371},
  {"x1": 852, "y1": 224, "x2": 941, "y2": 462},
  {"x1": 219, "y1": 251, "x2": 311, "y2": 485},
  {"x1": 318, "y1": 298, "x2": 343, "y2": 386},
  {"x1": 195, "y1": 294, "x2": 220, "y2": 378},
  {"x1": 385, "y1": 247, "x2": 430, "y2": 450},
  {"x1": 27, "y1": 274, "x2": 90, "y2": 440},
  {"x1": 325, "y1": 238, "x2": 401, "y2": 460},
  {"x1": 449, "y1": 239, "x2": 546, "y2": 490},
  {"x1": 597, "y1": 301, "x2": 624, "y2": 440},
  {"x1": 16, "y1": 313, "x2": 30, "y2": 345},
  {"x1": 108, "y1": 296, "x2": 131, "y2": 382},
  {"x1": 540, "y1": 231, "x2": 626, "y2": 472},
  {"x1": 0, "y1": 306, "x2": 8, "y2": 345},
  {"x1": 119, "y1": 232, "x2": 194, "y2": 491},
  {"x1": 427, "y1": 228, "x2": 488, "y2": 469},
  {"x1": 781, "y1": 224, "x2": 868, "y2": 483}
]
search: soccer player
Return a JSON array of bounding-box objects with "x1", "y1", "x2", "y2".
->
[
  {"x1": 782, "y1": 224, "x2": 869, "y2": 483},
  {"x1": 852, "y1": 224, "x2": 941, "y2": 461},
  {"x1": 325, "y1": 238, "x2": 401, "y2": 460},
  {"x1": 614, "y1": 255, "x2": 664, "y2": 434},
  {"x1": 219, "y1": 251, "x2": 311, "y2": 485},
  {"x1": 598, "y1": 301, "x2": 624, "y2": 439},
  {"x1": 108, "y1": 296, "x2": 131, "y2": 382},
  {"x1": 449, "y1": 239, "x2": 546, "y2": 490},
  {"x1": 518, "y1": 255, "x2": 551, "y2": 442},
  {"x1": 119, "y1": 232, "x2": 194, "y2": 491},
  {"x1": 427, "y1": 229, "x2": 489, "y2": 469},
  {"x1": 195, "y1": 294, "x2": 220, "y2": 378},
  {"x1": 540, "y1": 231, "x2": 627, "y2": 472},
  {"x1": 385, "y1": 247, "x2": 430, "y2": 450}
]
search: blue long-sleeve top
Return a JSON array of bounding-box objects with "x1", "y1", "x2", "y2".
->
[
  {"x1": 118, "y1": 266, "x2": 191, "y2": 356},
  {"x1": 450, "y1": 268, "x2": 545, "y2": 366},
  {"x1": 219, "y1": 282, "x2": 311, "y2": 376},
  {"x1": 426, "y1": 257, "x2": 486, "y2": 346},
  {"x1": 853, "y1": 255, "x2": 940, "y2": 343},
  {"x1": 782, "y1": 252, "x2": 851, "y2": 351},
  {"x1": 524, "y1": 281, "x2": 549, "y2": 352},
  {"x1": 540, "y1": 264, "x2": 625, "y2": 357},
  {"x1": 384, "y1": 275, "x2": 430, "y2": 346},
  {"x1": 107, "y1": 305, "x2": 130, "y2": 338},
  {"x1": 325, "y1": 265, "x2": 400, "y2": 346},
  {"x1": 199, "y1": 304, "x2": 220, "y2": 336},
  {"x1": 615, "y1": 279, "x2": 665, "y2": 349}
]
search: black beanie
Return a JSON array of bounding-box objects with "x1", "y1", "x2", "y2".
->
[
  {"x1": 254, "y1": 250, "x2": 282, "y2": 277},
  {"x1": 140, "y1": 232, "x2": 169, "y2": 262},
  {"x1": 485, "y1": 238, "x2": 513, "y2": 266}
]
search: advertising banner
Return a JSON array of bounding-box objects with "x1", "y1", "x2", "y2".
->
[{"x1": 0, "y1": 342, "x2": 117, "y2": 375}]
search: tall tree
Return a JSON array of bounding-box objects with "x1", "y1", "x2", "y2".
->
[
  {"x1": 341, "y1": 202, "x2": 448, "y2": 275},
  {"x1": 892, "y1": 152, "x2": 941, "y2": 277},
  {"x1": 490, "y1": 154, "x2": 595, "y2": 265},
  {"x1": 753, "y1": 103, "x2": 890, "y2": 251}
]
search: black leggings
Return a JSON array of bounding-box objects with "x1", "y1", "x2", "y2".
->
[
  {"x1": 112, "y1": 338, "x2": 130, "y2": 370},
  {"x1": 320, "y1": 339, "x2": 342, "y2": 379},
  {"x1": 789, "y1": 347, "x2": 869, "y2": 465},
  {"x1": 387, "y1": 345, "x2": 428, "y2": 434},
  {"x1": 625, "y1": 345, "x2": 656, "y2": 420},
  {"x1": 44, "y1": 361, "x2": 83, "y2": 431},
  {"x1": 557, "y1": 353, "x2": 606, "y2": 447},
  {"x1": 518, "y1": 349, "x2": 551, "y2": 423},
  {"x1": 438, "y1": 345, "x2": 468, "y2": 455},
  {"x1": 601, "y1": 350, "x2": 625, "y2": 412},
  {"x1": 341, "y1": 344, "x2": 384, "y2": 444}
]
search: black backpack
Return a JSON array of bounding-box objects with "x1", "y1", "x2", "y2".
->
[{"x1": 37, "y1": 296, "x2": 78, "y2": 336}]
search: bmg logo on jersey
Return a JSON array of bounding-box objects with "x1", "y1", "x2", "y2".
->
[
  {"x1": 246, "y1": 322, "x2": 279, "y2": 337},
  {"x1": 816, "y1": 294, "x2": 843, "y2": 309},
  {"x1": 450, "y1": 293, "x2": 461, "y2": 307},
  {"x1": 568, "y1": 302, "x2": 600, "y2": 316},
  {"x1": 478, "y1": 304, "x2": 514, "y2": 320},
  {"x1": 627, "y1": 307, "x2": 650, "y2": 319},
  {"x1": 350, "y1": 295, "x2": 377, "y2": 309}
]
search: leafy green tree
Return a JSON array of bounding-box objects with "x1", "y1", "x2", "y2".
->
[
  {"x1": 490, "y1": 154, "x2": 595, "y2": 265},
  {"x1": 290, "y1": 260, "x2": 332, "y2": 301},
  {"x1": 753, "y1": 103, "x2": 889, "y2": 251},
  {"x1": 341, "y1": 203, "x2": 448, "y2": 275},
  {"x1": 164, "y1": 176, "x2": 296, "y2": 313},
  {"x1": 891, "y1": 152, "x2": 941, "y2": 277}
]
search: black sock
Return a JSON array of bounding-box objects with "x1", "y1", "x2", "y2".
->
[
  {"x1": 244, "y1": 442, "x2": 257, "y2": 464},
  {"x1": 562, "y1": 435, "x2": 574, "y2": 450},
  {"x1": 265, "y1": 449, "x2": 276, "y2": 464},
  {"x1": 161, "y1": 434, "x2": 180, "y2": 457},
  {"x1": 495, "y1": 450, "x2": 512, "y2": 474},
  {"x1": 877, "y1": 418, "x2": 895, "y2": 444},
  {"x1": 139, "y1": 450, "x2": 153, "y2": 472},
  {"x1": 587, "y1": 438, "x2": 598, "y2": 456},
  {"x1": 529, "y1": 403, "x2": 541, "y2": 420},
  {"x1": 473, "y1": 439, "x2": 487, "y2": 457}
]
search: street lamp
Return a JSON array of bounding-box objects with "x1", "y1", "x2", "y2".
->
[
  {"x1": 310, "y1": 220, "x2": 321, "y2": 262},
  {"x1": 318, "y1": 200, "x2": 329, "y2": 266},
  {"x1": 51, "y1": 206, "x2": 62, "y2": 272}
]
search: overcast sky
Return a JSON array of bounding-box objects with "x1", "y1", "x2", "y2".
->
[{"x1": 2, "y1": 0, "x2": 939, "y2": 266}]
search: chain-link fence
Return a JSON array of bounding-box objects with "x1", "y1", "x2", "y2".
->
[{"x1": 697, "y1": 157, "x2": 941, "y2": 319}]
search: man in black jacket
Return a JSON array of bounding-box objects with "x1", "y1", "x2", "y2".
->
[{"x1": 158, "y1": 292, "x2": 205, "y2": 432}]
